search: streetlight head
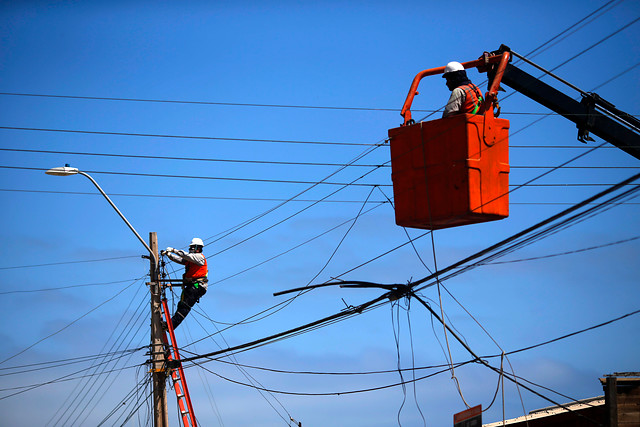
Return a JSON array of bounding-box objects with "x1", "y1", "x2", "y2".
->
[{"x1": 46, "y1": 165, "x2": 80, "y2": 176}]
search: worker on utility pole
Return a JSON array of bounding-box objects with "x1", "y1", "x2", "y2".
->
[
  {"x1": 442, "y1": 61, "x2": 484, "y2": 118},
  {"x1": 161, "y1": 237, "x2": 208, "y2": 329}
]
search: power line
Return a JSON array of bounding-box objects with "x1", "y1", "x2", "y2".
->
[
  {"x1": 200, "y1": 141, "x2": 387, "y2": 252},
  {"x1": 0, "y1": 278, "x2": 141, "y2": 366},
  {"x1": 0, "y1": 125, "x2": 376, "y2": 146},
  {"x1": 547, "y1": 15, "x2": 640, "y2": 74},
  {"x1": 210, "y1": 201, "x2": 386, "y2": 285},
  {"x1": 482, "y1": 235, "x2": 640, "y2": 265},
  {"x1": 0, "y1": 188, "x2": 390, "y2": 204},
  {"x1": 499, "y1": 308, "x2": 640, "y2": 357},
  {"x1": 522, "y1": 0, "x2": 623, "y2": 59},
  {"x1": 191, "y1": 358, "x2": 472, "y2": 397},
  {"x1": 0, "y1": 91, "x2": 412, "y2": 112},
  {"x1": 4, "y1": 188, "x2": 639, "y2": 207},
  {"x1": 1, "y1": 92, "x2": 633, "y2": 118},
  {"x1": 0, "y1": 359, "x2": 142, "y2": 396},
  {"x1": 0, "y1": 91, "x2": 585, "y2": 116},
  {"x1": 0, "y1": 278, "x2": 141, "y2": 295},
  {"x1": 60, "y1": 290, "x2": 149, "y2": 426},
  {"x1": 0, "y1": 347, "x2": 146, "y2": 376},
  {"x1": 0, "y1": 255, "x2": 139, "y2": 270},
  {"x1": 6, "y1": 165, "x2": 639, "y2": 189},
  {"x1": 0, "y1": 146, "x2": 389, "y2": 168},
  {"x1": 0, "y1": 165, "x2": 390, "y2": 187},
  {"x1": 3, "y1": 146, "x2": 637, "y2": 169}
]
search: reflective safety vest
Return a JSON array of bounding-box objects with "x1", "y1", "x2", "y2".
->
[
  {"x1": 185, "y1": 257, "x2": 208, "y2": 280},
  {"x1": 459, "y1": 83, "x2": 484, "y2": 115}
]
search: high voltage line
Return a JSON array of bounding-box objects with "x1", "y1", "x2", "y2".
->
[
  {"x1": 0, "y1": 125, "x2": 377, "y2": 146},
  {"x1": 4, "y1": 90, "x2": 628, "y2": 117},
  {"x1": 1, "y1": 146, "x2": 638, "y2": 168},
  {"x1": 3, "y1": 165, "x2": 638, "y2": 188}
]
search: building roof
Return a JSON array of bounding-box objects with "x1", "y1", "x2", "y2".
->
[{"x1": 483, "y1": 396, "x2": 604, "y2": 427}]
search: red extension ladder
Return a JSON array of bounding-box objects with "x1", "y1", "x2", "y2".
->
[{"x1": 161, "y1": 298, "x2": 197, "y2": 427}]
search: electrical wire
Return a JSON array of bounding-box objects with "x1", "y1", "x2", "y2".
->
[
  {"x1": 0, "y1": 146, "x2": 388, "y2": 168},
  {"x1": 481, "y1": 235, "x2": 640, "y2": 265},
  {"x1": 11, "y1": 145, "x2": 635, "y2": 169},
  {"x1": 304, "y1": 185, "x2": 376, "y2": 286},
  {"x1": 211, "y1": 201, "x2": 386, "y2": 286},
  {"x1": 0, "y1": 125, "x2": 376, "y2": 146},
  {"x1": 47, "y1": 283, "x2": 149, "y2": 426},
  {"x1": 0, "y1": 356, "x2": 143, "y2": 397},
  {"x1": 497, "y1": 308, "x2": 640, "y2": 358},
  {"x1": 189, "y1": 358, "x2": 473, "y2": 397},
  {"x1": 180, "y1": 322, "x2": 226, "y2": 427},
  {"x1": 95, "y1": 376, "x2": 150, "y2": 426},
  {"x1": 0, "y1": 91, "x2": 422, "y2": 112},
  {"x1": 0, "y1": 278, "x2": 141, "y2": 367},
  {"x1": 0, "y1": 187, "x2": 391, "y2": 203},
  {"x1": 203, "y1": 357, "x2": 456, "y2": 376},
  {"x1": 205, "y1": 158, "x2": 386, "y2": 257},
  {"x1": 0, "y1": 255, "x2": 140, "y2": 270},
  {"x1": 0, "y1": 164, "x2": 390, "y2": 187},
  {"x1": 195, "y1": 138, "x2": 386, "y2": 250},
  {"x1": 406, "y1": 298, "x2": 427, "y2": 426},
  {"x1": 391, "y1": 301, "x2": 408, "y2": 427},
  {"x1": 546, "y1": 16, "x2": 640, "y2": 75},
  {"x1": 520, "y1": 0, "x2": 623, "y2": 60},
  {"x1": 73, "y1": 293, "x2": 150, "y2": 426},
  {"x1": 0, "y1": 347, "x2": 146, "y2": 377}
]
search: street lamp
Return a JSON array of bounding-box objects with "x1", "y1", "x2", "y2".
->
[
  {"x1": 46, "y1": 165, "x2": 171, "y2": 424},
  {"x1": 45, "y1": 165, "x2": 157, "y2": 267}
]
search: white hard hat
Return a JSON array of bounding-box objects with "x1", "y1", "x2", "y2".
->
[
  {"x1": 443, "y1": 61, "x2": 464, "y2": 76},
  {"x1": 190, "y1": 237, "x2": 204, "y2": 247}
]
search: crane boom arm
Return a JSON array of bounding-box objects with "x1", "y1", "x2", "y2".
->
[{"x1": 500, "y1": 63, "x2": 640, "y2": 161}]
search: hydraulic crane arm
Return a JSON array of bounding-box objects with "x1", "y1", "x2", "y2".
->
[{"x1": 500, "y1": 62, "x2": 640, "y2": 161}]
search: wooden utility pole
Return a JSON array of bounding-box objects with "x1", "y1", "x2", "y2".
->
[{"x1": 149, "y1": 232, "x2": 169, "y2": 426}]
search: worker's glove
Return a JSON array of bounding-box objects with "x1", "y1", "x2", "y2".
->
[{"x1": 165, "y1": 247, "x2": 174, "y2": 254}]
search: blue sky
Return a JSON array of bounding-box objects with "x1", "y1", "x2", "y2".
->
[{"x1": 1, "y1": 1, "x2": 639, "y2": 426}]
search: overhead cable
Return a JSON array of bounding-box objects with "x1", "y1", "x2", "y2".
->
[
  {"x1": 0, "y1": 255, "x2": 139, "y2": 270},
  {"x1": 0, "y1": 146, "x2": 388, "y2": 168},
  {"x1": 0, "y1": 279, "x2": 140, "y2": 366},
  {"x1": 0, "y1": 125, "x2": 375, "y2": 146},
  {"x1": 0, "y1": 188, "x2": 389, "y2": 204}
]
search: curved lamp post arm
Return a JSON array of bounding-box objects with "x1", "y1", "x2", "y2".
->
[
  {"x1": 45, "y1": 166, "x2": 158, "y2": 269},
  {"x1": 77, "y1": 171, "x2": 157, "y2": 267}
]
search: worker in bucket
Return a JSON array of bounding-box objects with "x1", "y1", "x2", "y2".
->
[
  {"x1": 442, "y1": 61, "x2": 484, "y2": 118},
  {"x1": 161, "y1": 237, "x2": 208, "y2": 329}
]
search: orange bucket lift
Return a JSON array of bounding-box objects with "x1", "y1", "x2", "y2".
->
[{"x1": 388, "y1": 51, "x2": 511, "y2": 230}]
